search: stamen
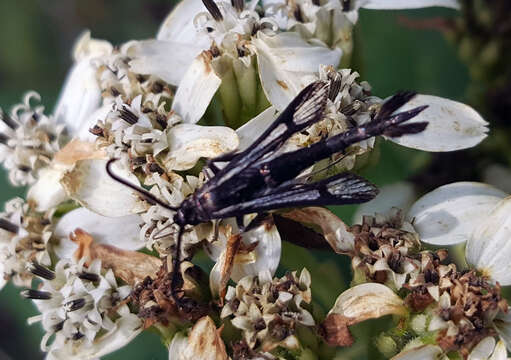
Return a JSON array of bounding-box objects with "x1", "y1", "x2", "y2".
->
[
  {"x1": 119, "y1": 107, "x2": 139, "y2": 125},
  {"x1": 0, "y1": 109, "x2": 18, "y2": 129},
  {"x1": 72, "y1": 332, "x2": 85, "y2": 340},
  {"x1": 28, "y1": 262, "x2": 55, "y2": 280},
  {"x1": 342, "y1": 0, "x2": 351, "y2": 11},
  {"x1": 65, "y1": 298, "x2": 86, "y2": 312},
  {"x1": 21, "y1": 289, "x2": 52, "y2": 300},
  {"x1": 54, "y1": 321, "x2": 64, "y2": 332},
  {"x1": 0, "y1": 133, "x2": 9, "y2": 145},
  {"x1": 0, "y1": 218, "x2": 19, "y2": 233},
  {"x1": 78, "y1": 272, "x2": 100, "y2": 282},
  {"x1": 202, "y1": 0, "x2": 223, "y2": 21},
  {"x1": 231, "y1": 0, "x2": 244, "y2": 12}
]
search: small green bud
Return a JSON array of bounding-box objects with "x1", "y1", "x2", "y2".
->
[
  {"x1": 409, "y1": 314, "x2": 427, "y2": 335},
  {"x1": 375, "y1": 333, "x2": 397, "y2": 358}
]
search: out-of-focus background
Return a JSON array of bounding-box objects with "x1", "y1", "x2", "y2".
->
[{"x1": 0, "y1": 1, "x2": 507, "y2": 359}]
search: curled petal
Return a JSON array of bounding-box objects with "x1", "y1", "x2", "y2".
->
[
  {"x1": 157, "y1": 0, "x2": 208, "y2": 42},
  {"x1": 353, "y1": 182, "x2": 416, "y2": 225},
  {"x1": 170, "y1": 316, "x2": 228, "y2": 360},
  {"x1": 387, "y1": 95, "x2": 488, "y2": 152},
  {"x1": 164, "y1": 124, "x2": 239, "y2": 171},
  {"x1": 407, "y1": 182, "x2": 507, "y2": 246},
  {"x1": 54, "y1": 207, "x2": 144, "y2": 259},
  {"x1": 391, "y1": 345, "x2": 443, "y2": 360},
  {"x1": 61, "y1": 159, "x2": 147, "y2": 217},
  {"x1": 466, "y1": 197, "x2": 511, "y2": 285},
  {"x1": 254, "y1": 32, "x2": 341, "y2": 111},
  {"x1": 171, "y1": 52, "x2": 222, "y2": 123},
  {"x1": 328, "y1": 283, "x2": 407, "y2": 320},
  {"x1": 279, "y1": 207, "x2": 354, "y2": 253}
]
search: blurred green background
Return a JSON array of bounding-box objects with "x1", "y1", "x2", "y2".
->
[{"x1": 0, "y1": 1, "x2": 480, "y2": 359}]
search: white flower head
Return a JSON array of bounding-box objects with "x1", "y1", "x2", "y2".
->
[
  {"x1": 0, "y1": 92, "x2": 65, "y2": 186},
  {"x1": 24, "y1": 258, "x2": 141, "y2": 359},
  {"x1": 0, "y1": 197, "x2": 54, "y2": 288}
]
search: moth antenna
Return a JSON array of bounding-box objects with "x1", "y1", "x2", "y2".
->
[{"x1": 106, "y1": 158, "x2": 178, "y2": 211}]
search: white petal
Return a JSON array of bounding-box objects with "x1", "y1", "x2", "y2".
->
[
  {"x1": 391, "y1": 345, "x2": 443, "y2": 360},
  {"x1": 74, "y1": 104, "x2": 112, "y2": 142},
  {"x1": 61, "y1": 159, "x2": 147, "y2": 217},
  {"x1": 124, "y1": 40, "x2": 205, "y2": 86},
  {"x1": 164, "y1": 124, "x2": 238, "y2": 171},
  {"x1": 236, "y1": 107, "x2": 278, "y2": 152},
  {"x1": 168, "y1": 332, "x2": 188, "y2": 360},
  {"x1": 494, "y1": 309, "x2": 511, "y2": 352},
  {"x1": 466, "y1": 197, "x2": 511, "y2": 285},
  {"x1": 353, "y1": 182, "x2": 416, "y2": 224},
  {"x1": 182, "y1": 316, "x2": 228, "y2": 360},
  {"x1": 468, "y1": 337, "x2": 496, "y2": 360},
  {"x1": 171, "y1": 53, "x2": 222, "y2": 124},
  {"x1": 54, "y1": 207, "x2": 144, "y2": 259},
  {"x1": 27, "y1": 166, "x2": 70, "y2": 211},
  {"x1": 328, "y1": 283, "x2": 406, "y2": 320},
  {"x1": 387, "y1": 95, "x2": 488, "y2": 152},
  {"x1": 54, "y1": 31, "x2": 112, "y2": 136},
  {"x1": 230, "y1": 219, "x2": 281, "y2": 282},
  {"x1": 489, "y1": 340, "x2": 507, "y2": 360},
  {"x1": 407, "y1": 182, "x2": 507, "y2": 246},
  {"x1": 254, "y1": 32, "x2": 341, "y2": 111},
  {"x1": 358, "y1": 0, "x2": 459, "y2": 10}
]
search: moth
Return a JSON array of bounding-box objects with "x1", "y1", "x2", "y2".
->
[{"x1": 107, "y1": 80, "x2": 427, "y2": 304}]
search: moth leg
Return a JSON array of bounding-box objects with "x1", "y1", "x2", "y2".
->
[{"x1": 170, "y1": 227, "x2": 185, "y2": 304}]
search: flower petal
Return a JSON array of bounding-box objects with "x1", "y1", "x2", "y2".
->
[
  {"x1": 53, "y1": 31, "x2": 112, "y2": 137},
  {"x1": 60, "y1": 159, "x2": 147, "y2": 217},
  {"x1": 357, "y1": 0, "x2": 460, "y2": 10},
  {"x1": 468, "y1": 337, "x2": 496, "y2": 360},
  {"x1": 27, "y1": 166, "x2": 70, "y2": 211},
  {"x1": 47, "y1": 313, "x2": 141, "y2": 360},
  {"x1": 494, "y1": 309, "x2": 511, "y2": 352},
  {"x1": 157, "y1": 0, "x2": 207, "y2": 42},
  {"x1": 254, "y1": 32, "x2": 341, "y2": 111},
  {"x1": 407, "y1": 182, "x2": 507, "y2": 246},
  {"x1": 124, "y1": 40, "x2": 206, "y2": 86},
  {"x1": 236, "y1": 107, "x2": 278, "y2": 152},
  {"x1": 466, "y1": 197, "x2": 511, "y2": 285},
  {"x1": 391, "y1": 345, "x2": 443, "y2": 360},
  {"x1": 54, "y1": 207, "x2": 144, "y2": 259},
  {"x1": 171, "y1": 52, "x2": 222, "y2": 123},
  {"x1": 353, "y1": 182, "x2": 416, "y2": 224},
  {"x1": 387, "y1": 95, "x2": 488, "y2": 152},
  {"x1": 328, "y1": 283, "x2": 407, "y2": 320},
  {"x1": 182, "y1": 316, "x2": 228, "y2": 360},
  {"x1": 164, "y1": 124, "x2": 239, "y2": 171},
  {"x1": 489, "y1": 340, "x2": 507, "y2": 360}
]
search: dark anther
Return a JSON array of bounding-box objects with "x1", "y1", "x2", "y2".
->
[
  {"x1": 65, "y1": 298, "x2": 86, "y2": 312},
  {"x1": 21, "y1": 289, "x2": 52, "y2": 300},
  {"x1": 0, "y1": 218, "x2": 19, "y2": 234},
  {"x1": 254, "y1": 318, "x2": 267, "y2": 331},
  {"x1": 89, "y1": 125, "x2": 104, "y2": 137},
  {"x1": 155, "y1": 114, "x2": 167, "y2": 129},
  {"x1": 136, "y1": 74, "x2": 149, "y2": 83},
  {"x1": 148, "y1": 163, "x2": 164, "y2": 175},
  {"x1": 202, "y1": 0, "x2": 223, "y2": 21},
  {"x1": 0, "y1": 133, "x2": 9, "y2": 145},
  {"x1": 151, "y1": 82, "x2": 164, "y2": 94},
  {"x1": 31, "y1": 113, "x2": 40, "y2": 122},
  {"x1": 231, "y1": 0, "x2": 244, "y2": 12},
  {"x1": 18, "y1": 165, "x2": 31, "y2": 172},
  {"x1": 119, "y1": 107, "x2": 139, "y2": 125},
  {"x1": 293, "y1": 6, "x2": 304, "y2": 22},
  {"x1": 312, "y1": 0, "x2": 320, "y2": 5},
  {"x1": 54, "y1": 321, "x2": 64, "y2": 332},
  {"x1": 341, "y1": 0, "x2": 351, "y2": 11},
  {"x1": 72, "y1": 332, "x2": 85, "y2": 340},
  {"x1": 29, "y1": 262, "x2": 55, "y2": 280},
  {"x1": 78, "y1": 272, "x2": 100, "y2": 282},
  {"x1": 0, "y1": 109, "x2": 18, "y2": 129},
  {"x1": 110, "y1": 87, "x2": 121, "y2": 97}
]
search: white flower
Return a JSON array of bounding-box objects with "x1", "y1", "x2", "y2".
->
[
  {"x1": 0, "y1": 92, "x2": 65, "y2": 186},
  {"x1": 124, "y1": 0, "x2": 341, "y2": 126},
  {"x1": 0, "y1": 197, "x2": 54, "y2": 288},
  {"x1": 24, "y1": 258, "x2": 141, "y2": 359}
]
